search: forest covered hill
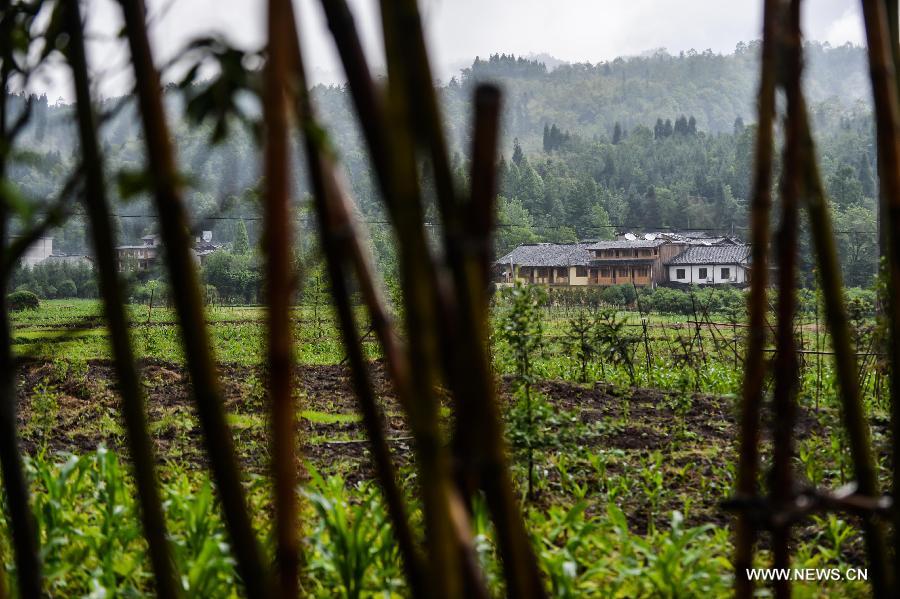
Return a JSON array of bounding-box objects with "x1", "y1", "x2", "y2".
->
[{"x1": 5, "y1": 41, "x2": 879, "y2": 285}]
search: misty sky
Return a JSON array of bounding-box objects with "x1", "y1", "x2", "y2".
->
[{"x1": 30, "y1": 0, "x2": 868, "y2": 102}]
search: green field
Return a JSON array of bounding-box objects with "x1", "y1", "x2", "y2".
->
[{"x1": 1, "y1": 299, "x2": 878, "y2": 597}]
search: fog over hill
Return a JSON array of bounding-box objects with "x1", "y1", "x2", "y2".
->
[{"x1": 5, "y1": 41, "x2": 879, "y2": 287}]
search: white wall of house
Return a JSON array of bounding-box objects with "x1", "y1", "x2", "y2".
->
[{"x1": 668, "y1": 263, "x2": 746, "y2": 285}]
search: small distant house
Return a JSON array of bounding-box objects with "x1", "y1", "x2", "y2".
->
[
  {"x1": 192, "y1": 231, "x2": 222, "y2": 265},
  {"x1": 497, "y1": 232, "x2": 751, "y2": 289},
  {"x1": 585, "y1": 239, "x2": 686, "y2": 287},
  {"x1": 496, "y1": 237, "x2": 687, "y2": 288},
  {"x1": 115, "y1": 231, "x2": 221, "y2": 271},
  {"x1": 666, "y1": 245, "x2": 750, "y2": 286},
  {"x1": 495, "y1": 242, "x2": 594, "y2": 286},
  {"x1": 115, "y1": 234, "x2": 160, "y2": 272}
]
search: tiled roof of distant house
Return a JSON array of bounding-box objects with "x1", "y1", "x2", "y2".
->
[
  {"x1": 587, "y1": 239, "x2": 668, "y2": 250},
  {"x1": 496, "y1": 242, "x2": 595, "y2": 267},
  {"x1": 666, "y1": 245, "x2": 750, "y2": 265}
]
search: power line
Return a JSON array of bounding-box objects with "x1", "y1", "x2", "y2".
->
[{"x1": 62, "y1": 211, "x2": 879, "y2": 236}]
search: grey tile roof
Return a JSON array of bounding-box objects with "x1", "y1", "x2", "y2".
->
[
  {"x1": 587, "y1": 239, "x2": 668, "y2": 250},
  {"x1": 496, "y1": 243, "x2": 595, "y2": 267},
  {"x1": 667, "y1": 245, "x2": 750, "y2": 265}
]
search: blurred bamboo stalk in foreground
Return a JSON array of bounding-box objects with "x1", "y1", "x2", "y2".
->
[
  {"x1": 0, "y1": 4, "x2": 43, "y2": 595},
  {"x1": 63, "y1": 1, "x2": 179, "y2": 596},
  {"x1": 281, "y1": 2, "x2": 428, "y2": 594},
  {"x1": 732, "y1": 0, "x2": 893, "y2": 596},
  {"x1": 117, "y1": 0, "x2": 270, "y2": 594},
  {"x1": 263, "y1": 0, "x2": 301, "y2": 596},
  {"x1": 862, "y1": 0, "x2": 900, "y2": 588},
  {"x1": 770, "y1": 4, "x2": 803, "y2": 596},
  {"x1": 733, "y1": 0, "x2": 777, "y2": 594}
]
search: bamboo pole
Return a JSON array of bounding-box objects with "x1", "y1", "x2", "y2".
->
[
  {"x1": 784, "y1": 1, "x2": 892, "y2": 594},
  {"x1": 733, "y1": 1, "x2": 778, "y2": 595},
  {"x1": 63, "y1": 3, "x2": 178, "y2": 596},
  {"x1": 280, "y1": 1, "x2": 429, "y2": 594},
  {"x1": 375, "y1": 3, "x2": 466, "y2": 594},
  {"x1": 862, "y1": 0, "x2": 900, "y2": 589},
  {"x1": 0, "y1": 20, "x2": 42, "y2": 597},
  {"x1": 117, "y1": 1, "x2": 270, "y2": 594},
  {"x1": 770, "y1": 6, "x2": 803, "y2": 596},
  {"x1": 264, "y1": 0, "x2": 300, "y2": 595}
]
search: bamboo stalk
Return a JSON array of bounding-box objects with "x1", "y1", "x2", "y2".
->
[
  {"x1": 377, "y1": 1, "x2": 545, "y2": 592},
  {"x1": 733, "y1": 0, "x2": 778, "y2": 595},
  {"x1": 459, "y1": 86, "x2": 547, "y2": 598},
  {"x1": 858, "y1": 0, "x2": 900, "y2": 594},
  {"x1": 315, "y1": 0, "x2": 395, "y2": 212},
  {"x1": 282, "y1": 3, "x2": 426, "y2": 595},
  {"x1": 781, "y1": 1, "x2": 892, "y2": 594},
  {"x1": 63, "y1": 3, "x2": 178, "y2": 597},
  {"x1": 264, "y1": 0, "x2": 299, "y2": 595},
  {"x1": 770, "y1": 5, "x2": 803, "y2": 597},
  {"x1": 0, "y1": 36, "x2": 43, "y2": 599},
  {"x1": 376, "y1": 3, "x2": 464, "y2": 594},
  {"x1": 117, "y1": 1, "x2": 270, "y2": 594},
  {"x1": 317, "y1": 2, "x2": 539, "y2": 594}
]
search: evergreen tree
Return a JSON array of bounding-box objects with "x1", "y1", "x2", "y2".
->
[
  {"x1": 612, "y1": 122, "x2": 622, "y2": 145},
  {"x1": 233, "y1": 219, "x2": 250, "y2": 254},
  {"x1": 663, "y1": 119, "x2": 673, "y2": 137},
  {"x1": 512, "y1": 138, "x2": 525, "y2": 166}
]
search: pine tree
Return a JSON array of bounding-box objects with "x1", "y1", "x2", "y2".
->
[
  {"x1": 612, "y1": 122, "x2": 622, "y2": 145},
  {"x1": 542, "y1": 124, "x2": 551, "y2": 152},
  {"x1": 512, "y1": 138, "x2": 525, "y2": 166},
  {"x1": 233, "y1": 219, "x2": 250, "y2": 254}
]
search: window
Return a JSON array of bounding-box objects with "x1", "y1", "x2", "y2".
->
[
  {"x1": 600, "y1": 268, "x2": 610, "y2": 277},
  {"x1": 557, "y1": 267, "x2": 567, "y2": 278},
  {"x1": 699, "y1": 267, "x2": 708, "y2": 279},
  {"x1": 676, "y1": 268, "x2": 686, "y2": 279},
  {"x1": 576, "y1": 266, "x2": 587, "y2": 277},
  {"x1": 721, "y1": 267, "x2": 731, "y2": 279},
  {"x1": 635, "y1": 267, "x2": 649, "y2": 277},
  {"x1": 618, "y1": 268, "x2": 629, "y2": 277}
]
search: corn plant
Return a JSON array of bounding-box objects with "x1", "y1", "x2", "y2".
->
[{"x1": 500, "y1": 282, "x2": 546, "y2": 499}]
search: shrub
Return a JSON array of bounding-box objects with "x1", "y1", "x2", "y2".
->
[
  {"x1": 8, "y1": 289, "x2": 39, "y2": 311},
  {"x1": 57, "y1": 279, "x2": 78, "y2": 298},
  {"x1": 647, "y1": 287, "x2": 693, "y2": 314},
  {"x1": 600, "y1": 284, "x2": 635, "y2": 306}
]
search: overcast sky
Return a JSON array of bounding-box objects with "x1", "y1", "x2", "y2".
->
[{"x1": 29, "y1": 0, "x2": 868, "y2": 102}]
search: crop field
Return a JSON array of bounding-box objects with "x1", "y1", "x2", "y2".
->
[{"x1": 0, "y1": 297, "x2": 880, "y2": 597}]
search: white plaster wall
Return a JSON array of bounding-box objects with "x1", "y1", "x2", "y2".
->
[{"x1": 668, "y1": 264, "x2": 746, "y2": 284}]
